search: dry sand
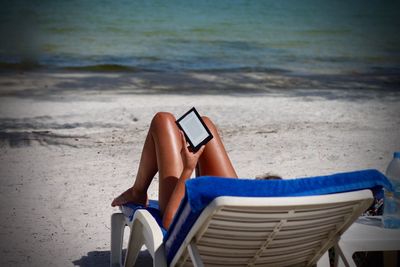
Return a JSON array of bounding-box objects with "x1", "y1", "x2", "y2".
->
[{"x1": 0, "y1": 70, "x2": 399, "y2": 266}]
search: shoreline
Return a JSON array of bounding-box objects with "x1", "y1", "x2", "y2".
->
[
  {"x1": 1, "y1": 62, "x2": 400, "y2": 85},
  {"x1": 0, "y1": 69, "x2": 399, "y2": 97},
  {"x1": 0, "y1": 69, "x2": 399, "y2": 266}
]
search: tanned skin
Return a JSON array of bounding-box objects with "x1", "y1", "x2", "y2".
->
[{"x1": 111, "y1": 112, "x2": 237, "y2": 229}]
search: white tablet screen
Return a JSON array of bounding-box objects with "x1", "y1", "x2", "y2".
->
[{"x1": 179, "y1": 111, "x2": 209, "y2": 147}]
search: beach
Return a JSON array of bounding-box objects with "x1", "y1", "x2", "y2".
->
[
  {"x1": 1, "y1": 0, "x2": 400, "y2": 265},
  {"x1": 0, "y1": 70, "x2": 399, "y2": 266}
]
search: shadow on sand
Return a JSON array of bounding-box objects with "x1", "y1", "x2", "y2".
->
[
  {"x1": 0, "y1": 130, "x2": 87, "y2": 147},
  {"x1": 0, "y1": 70, "x2": 399, "y2": 102},
  {"x1": 72, "y1": 249, "x2": 153, "y2": 267}
]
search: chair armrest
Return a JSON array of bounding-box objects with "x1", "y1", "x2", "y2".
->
[
  {"x1": 130, "y1": 209, "x2": 164, "y2": 254},
  {"x1": 124, "y1": 210, "x2": 167, "y2": 267}
]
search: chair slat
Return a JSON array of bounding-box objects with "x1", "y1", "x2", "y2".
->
[
  {"x1": 195, "y1": 239, "x2": 321, "y2": 257},
  {"x1": 203, "y1": 222, "x2": 335, "y2": 240},
  {"x1": 199, "y1": 230, "x2": 327, "y2": 249},
  {"x1": 218, "y1": 201, "x2": 357, "y2": 213},
  {"x1": 216, "y1": 203, "x2": 354, "y2": 221},
  {"x1": 208, "y1": 213, "x2": 346, "y2": 230}
]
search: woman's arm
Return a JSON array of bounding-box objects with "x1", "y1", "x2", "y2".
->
[{"x1": 162, "y1": 132, "x2": 205, "y2": 229}]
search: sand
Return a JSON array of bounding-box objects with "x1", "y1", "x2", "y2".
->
[{"x1": 0, "y1": 70, "x2": 399, "y2": 266}]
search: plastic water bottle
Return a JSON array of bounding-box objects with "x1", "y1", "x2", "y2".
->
[{"x1": 383, "y1": 152, "x2": 400, "y2": 228}]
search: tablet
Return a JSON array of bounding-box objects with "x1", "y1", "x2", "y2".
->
[{"x1": 176, "y1": 107, "x2": 213, "y2": 152}]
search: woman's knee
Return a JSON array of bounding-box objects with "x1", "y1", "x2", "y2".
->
[
  {"x1": 201, "y1": 116, "x2": 217, "y2": 131},
  {"x1": 150, "y1": 112, "x2": 176, "y2": 130}
]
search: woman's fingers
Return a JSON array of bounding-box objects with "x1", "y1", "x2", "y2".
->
[
  {"x1": 180, "y1": 130, "x2": 205, "y2": 157},
  {"x1": 195, "y1": 145, "x2": 205, "y2": 156}
]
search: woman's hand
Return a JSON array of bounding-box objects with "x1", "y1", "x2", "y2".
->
[{"x1": 180, "y1": 131, "x2": 205, "y2": 172}]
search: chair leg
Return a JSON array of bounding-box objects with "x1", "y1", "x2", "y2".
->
[
  {"x1": 187, "y1": 241, "x2": 204, "y2": 267},
  {"x1": 153, "y1": 244, "x2": 167, "y2": 267},
  {"x1": 111, "y1": 213, "x2": 126, "y2": 267},
  {"x1": 124, "y1": 220, "x2": 144, "y2": 267},
  {"x1": 335, "y1": 244, "x2": 355, "y2": 267},
  {"x1": 316, "y1": 251, "x2": 330, "y2": 267}
]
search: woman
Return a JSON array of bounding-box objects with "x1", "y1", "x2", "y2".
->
[{"x1": 111, "y1": 112, "x2": 238, "y2": 229}]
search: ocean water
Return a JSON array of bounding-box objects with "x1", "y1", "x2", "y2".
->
[{"x1": 1, "y1": 0, "x2": 399, "y2": 74}]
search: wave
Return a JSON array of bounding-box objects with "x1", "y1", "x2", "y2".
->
[
  {"x1": 0, "y1": 62, "x2": 148, "y2": 73},
  {"x1": 1, "y1": 60, "x2": 399, "y2": 77},
  {"x1": 0, "y1": 60, "x2": 290, "y2": 73},
  {"x1": 0, "y1": 61, "x2": 42, "y2": 71},
  {"x1": 63, "y1": 64, "x2": 139, "y2": 72}
]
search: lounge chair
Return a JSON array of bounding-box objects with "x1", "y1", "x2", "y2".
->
[{"x1": 110, "y1": 169, "x2": 391, "y2": 267}]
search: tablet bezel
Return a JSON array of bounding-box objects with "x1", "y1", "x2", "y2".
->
[{"x1": 176, "y1": 107, "x2": 213, "y2": 152}]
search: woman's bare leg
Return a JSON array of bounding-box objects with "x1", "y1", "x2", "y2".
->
[
  {"x1": 150, "y1": 112, "x2": 184, "y2": 215},
  {"x1": 111, "y1": 113, "x2": 238, "y2": 218},
  {"x1": 110, "y1": 128, "x2": 157, "y2": 207},
  {"x1": 111, "y1": 112, "x2": 183, "y2": 215},
  {"x1": 197, "y1": 116, "x2": 238, "y2": 178}
]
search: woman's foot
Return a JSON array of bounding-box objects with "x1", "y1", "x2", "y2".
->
[{"x1": 111, "y1": 187, "x2": 148, "y2": 207}]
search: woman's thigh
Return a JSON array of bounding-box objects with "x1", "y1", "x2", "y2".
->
[
  {"x1": 197, "y1": 116, "x2": 238, "y2": 178},
  {"x1": 150, "y1": 112, "x2": 183, "y2": 214}
]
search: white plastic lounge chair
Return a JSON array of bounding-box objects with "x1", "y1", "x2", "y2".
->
[{"x1": 110, "y1": 169, "x2": 392, "y2": 267}]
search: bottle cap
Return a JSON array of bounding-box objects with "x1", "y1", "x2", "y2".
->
[{"x1": 394, "y1": 152, "x2": 400, "y2": 159}]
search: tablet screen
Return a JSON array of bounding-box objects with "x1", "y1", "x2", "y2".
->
[{"x1": 176, "y1": 107, "x2": 213, "y2": 151}]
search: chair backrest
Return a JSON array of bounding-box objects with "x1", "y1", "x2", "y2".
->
[{"x1": 171, "y1": 189, "x2": 373, "y2": 267}]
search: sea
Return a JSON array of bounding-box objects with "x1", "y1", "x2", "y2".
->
[{"x1": 1, "y1": 0, "x2": 399, "y2": 75}]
